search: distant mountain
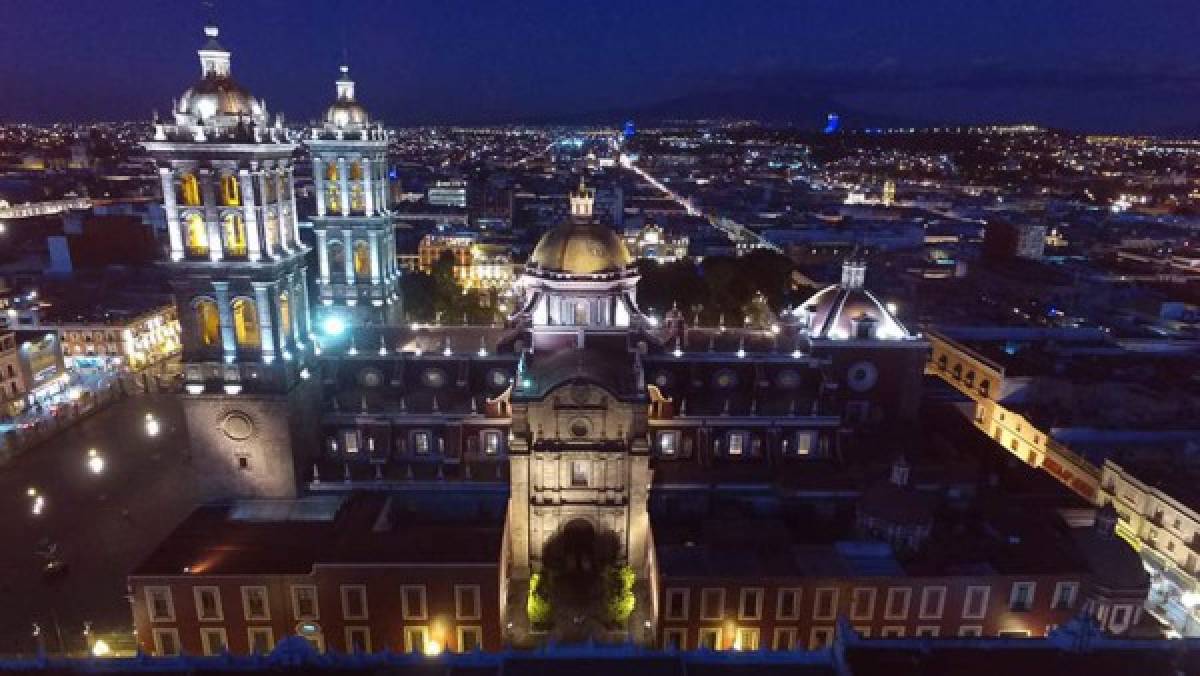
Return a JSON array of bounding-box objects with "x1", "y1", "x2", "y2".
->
[{"x1": 523, "y1": 85, "x2": 935, "y2": 131}]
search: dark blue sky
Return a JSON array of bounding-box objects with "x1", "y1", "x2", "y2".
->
[{"x1": 1, "y1": 0, "x2": 1198, "y2": 132}]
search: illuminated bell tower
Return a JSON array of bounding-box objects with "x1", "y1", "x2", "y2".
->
[
  {"x1": 145, "y1": 24, "x2": 318, "y2": 498},
  {"x1": 308, "y1": 64, "x2": 400, "y2": 325}
]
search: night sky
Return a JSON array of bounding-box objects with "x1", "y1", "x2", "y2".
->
[{"x1": 1, "y1": 0, "x2": 1198, "y2": 133}]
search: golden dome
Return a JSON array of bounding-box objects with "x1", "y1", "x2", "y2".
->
[
  {"x1": 325, "y1": 100, "x2": 369, "y2": 128},
  {"x1": 528, "y1": 222, "x2": 633, "y2": 275},
  {"x1": 180, "y1": 75, "x2": 262, "y2": 122}
]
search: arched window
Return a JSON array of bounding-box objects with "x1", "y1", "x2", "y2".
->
[
  {"x1": 194, "y1": 298, "x2": 220, "y2": 347},
  {"x1": 325, "y1": 163, "x2": 340, "y2": 182},
  {"x1": 353, "y1": 241, "x2": 371, "y2": 279},
  {"x1": 222, "y1": 213, "x2": 247, "y2": 257},
  {"x1": 264, "y1": 210, "x2": 280, "y2": 254},
  {"x1": 184, "y1": 212, "x2": 208, "y2": 257},
  {"x1": 221, "y1": 174, "x2": 241, "y2": 206},
  {"x1": 350, "y1": 183, "x2": 365, "y2": 213},
  {"x1": 263, "y1": 173, "x2": 277, "y2": 203},
  {"x1": 179, "y1": 173, "x2": 201, "y2": 206},
  {"x1": 349, "y1": 161, "x2": 364, "y2": 181},
  {"x1": 279, "y1": 291, "x2": 292, "y2": 340},
  {"x1": 232, "y1": 298, "x2": 260, "y2": 349}
]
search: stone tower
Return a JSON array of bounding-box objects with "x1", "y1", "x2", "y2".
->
[
  {"x1": 145, "y1": 24, "x2": 319, "y2": 498},
  {"x1": 308, "y1": 64, "x2": 400, "y2": 326}
]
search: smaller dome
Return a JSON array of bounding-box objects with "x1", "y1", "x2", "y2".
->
[
  {"x1": 798, "y1": 259, "x2": 909, "y2": 340},
  {"x1": 180, "y1": 76, "x2": 262, "y2": 123},
  {"x1": 325, "y1": 100, "x2": 369, "y2": 128},
  {"x1": 528, "y1": 222, "x2": 633, "y2": 275}
]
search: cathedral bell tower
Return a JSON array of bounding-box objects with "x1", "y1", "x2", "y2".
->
[
  {"x1": 308, "y1": 64, "x2": 400, "y2": 326},
  {"x1": 145, "y1": 24, "x2": 319, "y2": 498}
]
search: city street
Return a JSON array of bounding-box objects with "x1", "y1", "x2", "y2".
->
[{"x1": 0, "y1": 393, "x2": 209, "y2": 657}]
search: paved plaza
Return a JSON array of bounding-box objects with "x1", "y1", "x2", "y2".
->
[{"x1": 0, "y1": 393, "x2": 210, "y2": 656}]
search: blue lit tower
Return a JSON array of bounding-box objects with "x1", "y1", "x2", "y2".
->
[
  {"x1": 308, "y1": 64, "x2": 400, "y2": 326},
  {"x1": 145, "y1": 24, "x2": 319, "y2": 498}
]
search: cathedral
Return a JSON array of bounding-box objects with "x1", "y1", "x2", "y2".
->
[{"x1": 129, "y1": 25, "x2": 1143, "y2": 657}]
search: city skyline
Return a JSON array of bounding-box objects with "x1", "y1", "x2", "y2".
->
[{"x1": 0, "y1": 0, "x2": 1198, "y2": 132}]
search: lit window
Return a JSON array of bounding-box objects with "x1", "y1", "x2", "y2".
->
[
  {"x1": 728, "y1": 433, "x2": 745, "y2": 456},
  {"x1": 698, "y1": 628, "x2": 722, "y2": 651},
  {"x1": 413, "y1": 432, "x2": 430, "y2": 455},
  {"x1": 483, "y1": 430, "x2": 502, "y2": 455},
  {"x1": 658, "y1": 431, "x2": 679, "y2": 456},
  {"x1": 179, "y1": 173, "x2": 201, "y2": 206},
  {"x1": 221, "y1": 174, "x2": 241, "y2": 206},
  {"x1": 231, "y1": 297, "x2": 260, "y2": 349},
  {"x1": 571, "y1": 460, "x2": 589, "y2": 487}
]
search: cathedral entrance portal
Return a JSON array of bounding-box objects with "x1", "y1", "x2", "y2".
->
[{"x1": 537, "y1": 518, "x2": 622, "y2": 642}]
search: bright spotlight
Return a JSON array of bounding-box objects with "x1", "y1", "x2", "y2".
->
[{"x1": 322, "y1": 316, "x2": 346, "y2": 336}]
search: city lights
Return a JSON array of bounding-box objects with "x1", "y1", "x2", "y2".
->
[
  {"x1": 87, "y1": 448, "x2": 105, "y2": 474},
  {"x1": 144, "y1": 413, "x2": 160, "y2": 437},
  {"x1": 321, "y1": 316, "x2": 346, "y2": 336}
]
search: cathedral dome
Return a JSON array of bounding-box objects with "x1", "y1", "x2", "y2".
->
[
  {"x1": 528, "y1": 222, "x2": 633, "y2": 275},
  {"x1": 179, "y1": 75, "x2": 263, "y2": 123},
  {"x1": 798, "y1": 258, "x2": 910, "y2": 340},
  {"x1": 324, "y1": 65, "x2": 370, "y2": 129}
]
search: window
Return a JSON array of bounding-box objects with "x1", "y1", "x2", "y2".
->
[
  {"x1": 221, "y1": 174, "x2": 241, "y2": 206},
  {"x1": 455, "y1": 585, "x2": 481, "y2": 621},
  {"x1": 296, "y1": 622, "x2": 324, "y2": 652},
  {"x1": 401, "y1": 585, "x2": 427, "y2": 621},
  {"x1": 145, "y1": 586, "x2": 175, "y2": 622},
  {"x1": 809, "y1": 627, "x2": 833, "y2": 649},
  {"x1": 194, "y1": 298, "x2": 220, "y2": 347},
  {"x1": 998, "y1": 629, "x2": 1030, "y2": 638},
  {"x1": 738, "y1": 588, "x2": 763, "y2": 620},
  {"x1": 850, "y1": 588, "x2": 876, "y2": 621},
  {"x1": 413, "y1": 432, "x2": 430, "y2": 455},
  {"x1": 152, "y1": 628, "x2": 180, "y2": 656},
  {"x1": 1009, "y1": 582, "x2": 1035, "y2": 612},
  {"x1": 881, "y1": 626, "x2": 905, "y2": 638},
  {"x1": 179, "y1": 173, "x2": 201, "y2": 206},
  {"x1": 884, "y1": 587, "x2": 911, "y2": 620},
  {"x1": 221, "y1": 212, "x2": 247, "y2": 257},
  {"x1": 658, "y1": 431, "x2": 680, "y2": 456},
  {"x1": 343, "y1": 430, "x2": 360, "y2": 454},
  {"x1": 241, "y1": 586, "x2": 269, "y2": 621},
  {"x1": 663, "y1": 628, "x2": 687, "y2": 651},
  {"x1": 341, "y1": 585, "x2": 368, "y2": 620},
  {"x1": 915, "y1": 626, "x2": 940, "y2": 638},
  {"x1": 278, "y1": 291, "x2": 291, "y2": 339},
  {"x1": 403, "y1": 626, "x2": 428, "y2": 653},
  {"x1": 791, "y1": 431, "x2": 814, "y2": 456},
  {"x1": 200, "y1": 627, "x2": 228, "y2": 656},
  {"x1": 698, "y1": 628, "x2": 722, "y2": 651},
  {"x1": 963, "y1": 585, "x2": 989, "y2": 620},
  {"x1": 700, "y1": 588, "x2": 725, "y2": 621},
  {"x1": 776, "y1": 588, "x2": 801, "y2": 621},
  {"x1": 919, "y1": 587, "x2": 946, "y2": 619},
  {"x1": 264, "y1": 211, "x2": 280, "y2": 252},
  {"x1": 247, "y1": 627, "x2": 274, "y2": 655},
  {"x1": 772, "y1": 627, "x2": 797, "y2": 650},
  {"x1": 958, "y1": 625, "x2": 983, "y2": 637},
  {"x1": 728, "y1": 432, "x2": 745, "y2": 455},
  {"x1": 483, "y1": 430, "x2": 502, "y2": 455},
  {"x1": 232, "y1": 297, "x2": 260, "y2": 349},
  {"x1": 354, "y1": 241, "x2": 372, "y2": 280},
  {"x1": 345, "y1": 626, "x2": 370, "y2": 653},
  {"x1": 813, "y1": 587, "x2": 838, "y2": 621},
  {"x1": 457, "y1": 626, "x2": 482, "y2": 653},
  {"x1": 665, "y1": 588, "x2": 689, "y2": 621},
  {"x1": 734, "y1": 627, "x2": 759, "y2": 651},
  {"x1": 193, "y1": 586, "x2": 223, "y2": 621},
  {"x1": 292, "y1": 585, "x2": 319, "y2": 620},
  {"x1": 853, "y1": 626, "x2": 871, "y2": 637},
  {"x1": 571, "y1": 460, "x2": 589, "y2": 487},
  {"x1": 184, "y1": 213, "x2": 208, "y2": 256},
  {"x1": 1051, "y1": 581, "x2": 1077, "y2": 610}
]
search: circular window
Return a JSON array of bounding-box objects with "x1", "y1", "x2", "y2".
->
[
  {"x1": 570, "y1": 418, "x2": 591, "y2": 438},
  {"x1": 653, "y1": 371, "x2": 673, "y2": 388},
  {"x1": 488, "y1": 368, "x2": 511, "y2": 389},
  {"x1": 712, "y1": 368, "x2": 739, "y2": 389},
  {"x1": 775, "y1": 369, "x2": 801, "y2": 389},
  {"x1": 358, "y1": 367, "x2": 383, "y2": 388},
  {"x1": 220, "y1": 411, "x2": 255, "y2": 441},
  {"x1": 422, "y1": 368, "x2": 447, "y2": 388},
  {"x1": 847, "y1": 361, "x2": 879, "y2": 392}
]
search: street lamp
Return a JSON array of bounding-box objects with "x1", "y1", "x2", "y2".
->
[
  {"x1": 144, "y1": 413, "x2": 160, "y2": 437},
  {"x1": 28, "y1": 487, "x2": 46, "y2": 515},
  {"x1": 86, "y1": 449, "x2": 105, "y2": 475}
]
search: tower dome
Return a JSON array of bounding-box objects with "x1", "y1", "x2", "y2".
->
[
  {"x1": 324, "y1": 65, "x2": 370, "y2": 129},
  {"x1": 527, "y1": 179, "x2": 632, "y2": 275},
  {"x1": 176, "y1": 25, "x2": 266, "y2": 126}
]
